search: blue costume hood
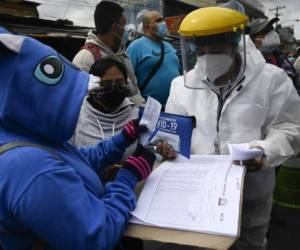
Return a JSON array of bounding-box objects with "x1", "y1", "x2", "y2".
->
[{"x1": 0, "y1": 28, "x2": 89, "y2": 143}]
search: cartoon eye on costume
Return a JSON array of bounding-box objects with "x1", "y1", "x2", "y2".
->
[{"x1": 34, "y1": 56, "x2": 64, "y2": 85}]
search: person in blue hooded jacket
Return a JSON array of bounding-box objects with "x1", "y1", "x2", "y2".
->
[{"x1": 0, "y1": 28, "x2": 157, "y2": 250}]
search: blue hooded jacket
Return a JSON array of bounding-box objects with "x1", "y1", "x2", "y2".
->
[{"x1": 0, "y1": 28, "x2": 138, "y2": 250}]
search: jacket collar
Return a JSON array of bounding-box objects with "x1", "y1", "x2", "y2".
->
[{"x1": 86, "y1": 30, "x2": 127, "y2": 57}]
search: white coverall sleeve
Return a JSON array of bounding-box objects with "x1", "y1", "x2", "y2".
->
[
  {"x1": 250, "y1": 72, "x2": 300, "y2": 167},
  {"x1": 294, "y1": 56, "x2": 300, "y2": 75},
  {"x1": 165, "y1": 78, "x2": 189, "y2": 115}
]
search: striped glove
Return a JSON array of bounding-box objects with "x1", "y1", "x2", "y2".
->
[
  {"x1": 122, "y1": 119, "x2": 148, "y2": 144},
  {"x1": 123, "y1": 144, "x2": 156, "y2": 181}
]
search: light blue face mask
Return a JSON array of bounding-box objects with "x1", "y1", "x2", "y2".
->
[
  {"x1": 156, "y1": 22, "x2": 168, "y2": 39},
  {"x1": 288, "y1": 56, "x2": 296, "y2": 63}
]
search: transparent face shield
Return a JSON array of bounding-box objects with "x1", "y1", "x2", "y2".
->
[{"x1": 180, "y1": 31, "x2": 247, "y2": 90}]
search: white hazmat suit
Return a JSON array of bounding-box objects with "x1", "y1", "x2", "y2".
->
[{"x1": 166, "y1": 37, "x2": 300, "y2": 249}]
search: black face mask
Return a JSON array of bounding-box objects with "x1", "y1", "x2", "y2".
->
[{"x1": 91, "y1": 85, "x2": 129, "y2": 111}]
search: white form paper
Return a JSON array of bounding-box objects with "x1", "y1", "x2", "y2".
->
[
  {"x1": 130, "y1": 155, "x2": 245, "y2": 237},
  {"x1": 228, "y1": 143, "x2": 264, "y2": 161},
  {"x1": 139, "y1": 97, "x2": 161, "y2": 145}
]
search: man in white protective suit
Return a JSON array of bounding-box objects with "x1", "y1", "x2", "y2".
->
[{"x1": 165, "y1": 7, "x2": 300, "y2": 250}]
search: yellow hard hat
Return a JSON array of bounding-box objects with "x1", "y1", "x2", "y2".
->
[{"x1": 179, "y1": 7, "x2": 248, "y2": 37}]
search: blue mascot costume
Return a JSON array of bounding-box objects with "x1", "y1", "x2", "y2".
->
[{"x1": 0, "y1": 28, "x2": 155, "y2": 250}]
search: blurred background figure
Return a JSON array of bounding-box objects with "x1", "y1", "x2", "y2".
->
[
  {"x1": 72, "y1": 1, "x2": 144, "y2": 105},
  {"x1": 250, "y1": 17, "x2": 299, "y2": 94},
  {"x1": 136, "y1": 9, "x2": 149, "y2": 37},
  {"x1": 287, "y1": 51, "x2": 297, "y2": 64},
  {"x1": 127, "y1": 10, "x2": 181, "y2": 108},
  {"x1": 124, "y1": 23, "x2": 136, "y2": 47}
]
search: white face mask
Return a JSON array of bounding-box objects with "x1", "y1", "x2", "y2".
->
[
  {"x1": 196, "y1": 54, "x2": 233, "y2": 83},
  {"x1": 260, "y1": 30, "x2": 280, "y2": 53}
]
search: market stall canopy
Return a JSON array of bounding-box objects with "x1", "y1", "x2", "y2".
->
[{"x1": 0, "y1": 0, "x2": 40, "y2": 18}]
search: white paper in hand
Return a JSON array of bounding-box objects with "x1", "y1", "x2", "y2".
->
[
  {"x1": 139, "y1": 97, "x2": 161, "y2": 145},
  {"x1": 228, "y1": 143, "x2": 264, "y2": 161}
]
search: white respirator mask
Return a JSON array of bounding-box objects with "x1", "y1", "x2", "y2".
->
[
  {"x1": 196, "y1": 54, "x2": 233, "y2": 83},
  {"x1": 260, "y1": 30, "x2": 280, "y2": 53}
]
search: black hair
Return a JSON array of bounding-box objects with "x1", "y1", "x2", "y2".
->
[
  {"x1": 89, "y1": 57, "x2": 128, "y2": 80},
  {"x1": 94, "y1": 1, "x2": 124, "y2": 35}
]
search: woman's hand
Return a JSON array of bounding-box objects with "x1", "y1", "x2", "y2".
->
[{"x1": 155, "y1": 140, "x2": 177, "y2": 160}]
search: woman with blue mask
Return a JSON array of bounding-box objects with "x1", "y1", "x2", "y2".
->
[{"x1": 126, "y1": 11, "x2": 181, "y2": 107}]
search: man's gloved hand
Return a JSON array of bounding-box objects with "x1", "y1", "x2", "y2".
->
[
  {"x1": 88, "y1": 74, "x2": 101, "y2": 92},
  {"x1": 122, "y1": 119, "x2": 148, "y2": 144},
  {"x1": 123, "y1": 144, "x2": 156, "y2": 181}
]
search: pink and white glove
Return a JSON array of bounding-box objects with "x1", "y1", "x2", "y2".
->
[
  {"x1": 122, "y1": 119, "x2": 148, "y2": 144},
  {"x1": 123, "y1": 144, "x2": 156, "y2": 181}
]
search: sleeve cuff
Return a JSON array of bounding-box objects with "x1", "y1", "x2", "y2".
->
[
  {"x1": 249, "y1": 139, "x2": 295, "y2": 167},
  {"x1": 112, "y1": 132, "x2": 131, "y2": 149},
  {"x1": 115, "y1": 168, "x2": 139, "y2": 190}
]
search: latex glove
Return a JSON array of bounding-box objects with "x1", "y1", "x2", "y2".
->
[
  {"x1": 123, "y1": 144, "x2": 156, "y2": 181},
  {"x1": 88, "y1": 74, "x2": 101, "y2": 92},
  {"x1": 122, "y1": 119, "x2": 148, "y2": 144}
]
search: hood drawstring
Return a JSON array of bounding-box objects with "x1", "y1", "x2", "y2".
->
[{"x1": 97, "y1": 117, "x2": 116, "y2": 140}]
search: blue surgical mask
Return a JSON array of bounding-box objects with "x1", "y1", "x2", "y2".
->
[
  {"x1": 156, "y1": 22, "x2": 168, "y2": 39},
  {"x1": 288, "y1": 56, "x2": 295, "y2": 63}
]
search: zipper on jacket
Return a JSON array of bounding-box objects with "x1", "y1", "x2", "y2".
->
[
  {"x1": 214, "y1": 76, "x2": 246, "y2": 132},
  {"x1": 211, "y1": 76, "x2": 245, "y2": 154},
  {"x1": 214, "y1": 137, "x2": 220, "y2": 155},
  {"x1": 216, "y1": 90, "x2": 223, "y2": 133},
  {"x1": 214, "y1": 90, "x2": 223, "y2": 155}
]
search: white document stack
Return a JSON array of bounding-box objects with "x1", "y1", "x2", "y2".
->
[{"x1": 130, "y1": 155, "x2": 246, "y2": 237}]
